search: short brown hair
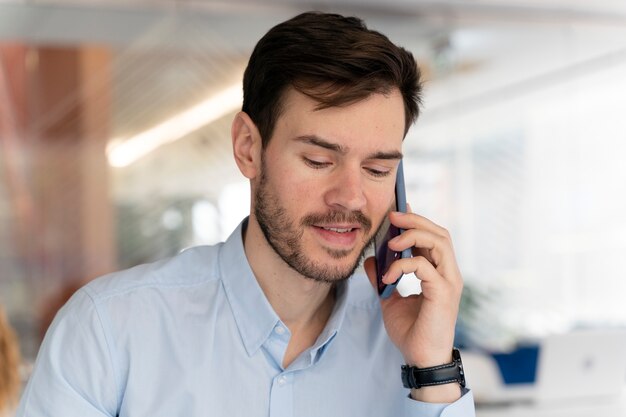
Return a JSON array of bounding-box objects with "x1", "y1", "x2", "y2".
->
[{"x1": 242, "y1": 11, "x2": 422, "y2": 147}]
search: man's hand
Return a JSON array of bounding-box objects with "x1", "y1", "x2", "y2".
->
[{"x1": 364, "y1": 210, "x2": 463, "y2": 403}]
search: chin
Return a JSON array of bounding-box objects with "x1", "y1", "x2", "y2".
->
[{"x1": 314, "y1": 248, "x2": 365, "y2": 280}]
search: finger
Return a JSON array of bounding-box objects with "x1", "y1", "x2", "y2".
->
[
  {"x1": 387, "y1": 229, "x2": 459, "y2": 282},
  {"x1": 384, "y1": 256, "x2": 461, "y2": 303},
  {"x1": 383, "y1": 255, "x2": 441, "y2": 285},
  {"x1": 390, "y1": 211, "x2": 450, "y2": 240},
  {"x1": 388, "y1": 210, "x2": 455, "y2": 267},
  {"x1": 388, "y1": 227, "x2": 452, "y2": 258}
]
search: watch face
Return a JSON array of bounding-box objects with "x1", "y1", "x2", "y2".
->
[
  {"x1": 401, "y1": 365, "x2": 412, "y2": 389},
  {"x1": 453, "y1": 348, "x2": 467, "y2": 387}
]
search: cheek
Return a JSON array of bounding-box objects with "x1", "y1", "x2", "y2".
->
[
  {"x1": 269, "y1": 167, "x2": 317, "y2": 208},
  {"x1": 284, "y1": 180, "x2": 318, "y2": 209},
  {"x1": 366, "y1": 187, "x2": 395, "y2": 224},
  {"x1": 367, "y1": 184, "x2": 394, "y2": 209},
  {"x1": 270, "y1": 158, "x2": 320, "y2": 202}
]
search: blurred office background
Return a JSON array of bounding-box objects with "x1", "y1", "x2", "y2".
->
[{"x1": 1, "y1": 0, "x2": 626, "y2": 414}]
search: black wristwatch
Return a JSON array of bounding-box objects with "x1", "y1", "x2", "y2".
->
[{"x1": 401, "y1": 348, "x2": 466, "y2": 389}]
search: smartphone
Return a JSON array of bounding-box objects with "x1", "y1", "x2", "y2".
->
[{"x1": 374, "y1": 160, "x2": 412, "y2": 299}]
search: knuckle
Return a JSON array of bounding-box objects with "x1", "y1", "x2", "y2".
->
[
  {"x1": 394, "y1": 258, "x2": 411, "y2": 275},
  {"x1": 435, "y1": 234, "x2": 448, "y2": 248},
  {"x1": 414, "y1": 255, "x2": 429, "y2": 270}
]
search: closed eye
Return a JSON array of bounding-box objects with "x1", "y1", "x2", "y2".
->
[
  {"x1": 364, "y1": 167, "x2": 392, "y2": 178},
  {"x1": 302, "y1": 157, "x2": 332, "y2": 169}
]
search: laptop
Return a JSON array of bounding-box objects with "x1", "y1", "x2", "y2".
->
[
  {"x1": 463, "y1": 329, "x2": 626, "y2": 405},
  {"x1": 536, "y1": 329, "x2": 626, "y2": 403}
]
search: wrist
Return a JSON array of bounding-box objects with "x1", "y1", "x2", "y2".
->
[
  {"x1": 403, "y1": 340, "x2": 456, "y2": 368},
  {"x1": 404, "y1": 346, "x2": 455, "y2": 368},
  {"x1": 401, "y1": 348, "x2": 465, "y2": 403},
  {"x1": 410, "y1": 383, "x2": 462, "y2": 403},
  {"x1": 405, "y1": 353, "x2": 453, "y2": 369}
]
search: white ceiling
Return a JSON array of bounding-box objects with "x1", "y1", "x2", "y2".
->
[{"x1": 2, "y1": 1, "x2": 626, "y2": 49}]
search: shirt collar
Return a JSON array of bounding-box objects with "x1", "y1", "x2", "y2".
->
[
  {"x1": 309, "y1": 278, "x2": 350, "y2": 358},
  {"x1": 218, "y1": 218, "x2": 352, "y2": 358},
  {"x1": 219, "y1": 218, "x2": 280, "y2": 357}
]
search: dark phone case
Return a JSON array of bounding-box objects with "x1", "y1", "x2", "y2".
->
[{"x1": 375, "y1": 160, "x2": 412, "y2": 299}]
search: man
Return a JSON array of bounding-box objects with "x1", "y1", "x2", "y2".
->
[{"x1": 17, "y1": 12, "x2": 475, "y2": 416}]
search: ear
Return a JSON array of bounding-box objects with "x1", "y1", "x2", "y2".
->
[{"x1": 231, "y1": 111, "x2": 262, "y2": 179}]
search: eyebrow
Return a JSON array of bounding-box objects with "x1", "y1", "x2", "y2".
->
[{"x1": 294, "y1": 135, "x2": 403, "y2": 160}]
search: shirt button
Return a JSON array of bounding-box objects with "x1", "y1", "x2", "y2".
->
[
  {"x1": 275, "y1": 325, "x2": 286, "y2": 335},
  {"x1": 277, "y1": 375, "x2": 287, "y2": 386}
]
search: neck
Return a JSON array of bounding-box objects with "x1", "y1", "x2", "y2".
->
[{"x1": 243, "y1": 215, "x2": 336, "y2": 334}]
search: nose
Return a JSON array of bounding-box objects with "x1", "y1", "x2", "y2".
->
[{"x1": 323, "y1": 167, "x2": 367, "y2": 212}]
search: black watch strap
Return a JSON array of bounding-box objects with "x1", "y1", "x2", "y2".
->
[{"x1": 401, "y1": 348, "x2": 466, "y2": 389}]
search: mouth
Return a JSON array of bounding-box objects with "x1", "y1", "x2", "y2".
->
[
  {"x1": 301, "y1": 211, "x2": 372, "y2": 252},
  {"x1": 318, "y1": 226, "x2": 356, "y2": 233},
  {"x1": 312, "y1": 224, "x2": 361, "y2": 247}
]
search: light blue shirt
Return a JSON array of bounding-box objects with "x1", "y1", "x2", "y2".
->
[{"x1": 17, "y1": 219, "x2": 475, "y2": 417}]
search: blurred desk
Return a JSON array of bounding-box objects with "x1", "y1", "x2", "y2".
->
[{"x1": 476, "y1": 395, "x2": 626, "y2": 417}]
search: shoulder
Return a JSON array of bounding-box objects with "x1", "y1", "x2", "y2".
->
[{"x1": 81, "y1": 244, "x2": 224, "y2": 304}]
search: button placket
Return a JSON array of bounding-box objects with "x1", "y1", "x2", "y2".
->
[{"x1": 269, "y1": 372, "x2": 293, "y2": 417}]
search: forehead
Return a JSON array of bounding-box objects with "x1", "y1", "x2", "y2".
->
[{"x1": 273, "y1": 87, "x2": 406, "y2": 152}]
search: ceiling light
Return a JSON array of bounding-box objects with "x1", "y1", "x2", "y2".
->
[{"x1": 107, "y1": 83, "x2": 242, "y2": 167}]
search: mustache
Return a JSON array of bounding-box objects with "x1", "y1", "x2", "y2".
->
[{"x1": 301, "y1": 210, "x2": 372, "y2": 234}]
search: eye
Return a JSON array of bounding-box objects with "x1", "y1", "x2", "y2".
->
[
  {"x1": 302, "y1": 157, "x2": 331, "y2": 169},
  {"x1": 364, "y1": 166, "x2": 392, "y2": 178}
]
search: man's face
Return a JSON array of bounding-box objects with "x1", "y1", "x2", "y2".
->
[{"x1": 253, "y1": 88, "x2": 405, "y2": 284}]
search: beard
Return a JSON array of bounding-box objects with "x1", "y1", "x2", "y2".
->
[{"x1": 254, "y1": 159, "x2": 378, "y2": 284}]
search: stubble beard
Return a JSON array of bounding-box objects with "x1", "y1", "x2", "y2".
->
[{"x1": 254, "y1": 159, "x2": 378, "y2": 284}]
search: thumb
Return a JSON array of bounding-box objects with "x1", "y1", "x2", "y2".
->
[{"x1": 364, "y1": 256, "x2": 378, "y2": 291}]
